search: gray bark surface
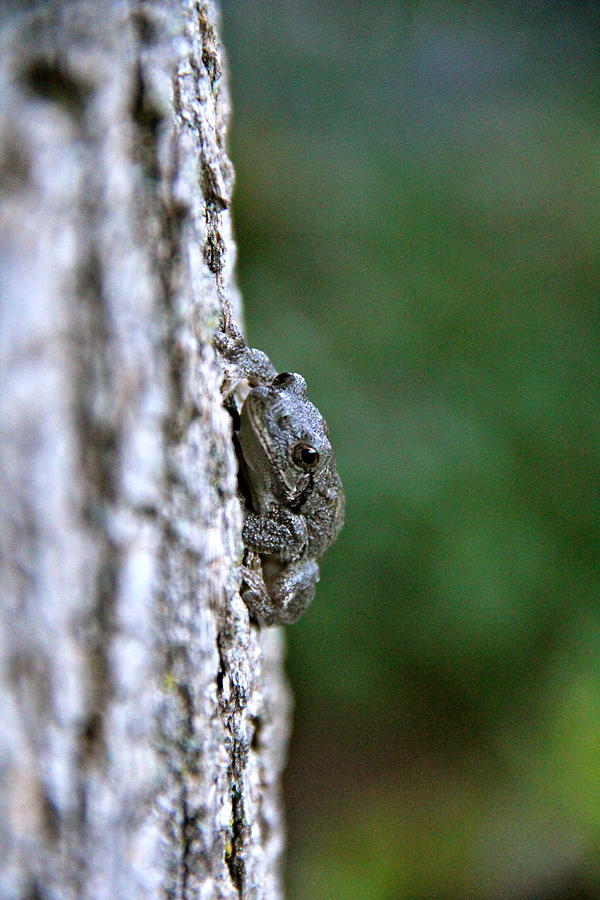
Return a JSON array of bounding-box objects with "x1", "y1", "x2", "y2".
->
[{"x1": 0, "y1": 2, "x2": 289, "y2": 898}]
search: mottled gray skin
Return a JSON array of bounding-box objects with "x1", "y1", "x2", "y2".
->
[{"x1": 215, "y1": 323, "x2": 345, "y2": 624}]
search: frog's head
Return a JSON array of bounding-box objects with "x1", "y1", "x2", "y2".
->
[{"x1": 239, "y1": 372, "x2": 333, "y2": 511}]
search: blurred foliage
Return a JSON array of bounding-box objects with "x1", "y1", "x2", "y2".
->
[{"x1": 221, "y1": 1, "x2": 599, "y2": 896}]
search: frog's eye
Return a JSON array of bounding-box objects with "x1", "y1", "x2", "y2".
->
[{"x1": 292, "y1": 442, "x2": 320, "y2": 469}]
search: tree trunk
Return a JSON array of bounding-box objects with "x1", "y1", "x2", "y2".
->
[{"x1": 0, "y1": 2, "x2": 289, "y2": 898}]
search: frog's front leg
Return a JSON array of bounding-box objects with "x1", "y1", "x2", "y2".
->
[
  {"x1": 241, "y1": 551, "x2": 320, "y2": 625},
  {"x1": 242, "y1": 509, "x2": 308, "y2": 562}
]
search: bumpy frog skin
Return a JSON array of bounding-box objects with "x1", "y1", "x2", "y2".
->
[{"x1": 215, "y1": 322, "x2": 345, "y2": 625}]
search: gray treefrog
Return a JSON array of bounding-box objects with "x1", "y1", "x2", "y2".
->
[{"x1": 215, "y1": 319, "x2": 345, "y2": 625}]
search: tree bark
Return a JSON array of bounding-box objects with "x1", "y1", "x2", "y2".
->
[{"x1": 0, "y1": 2, "x2": 289, "y2": 898}]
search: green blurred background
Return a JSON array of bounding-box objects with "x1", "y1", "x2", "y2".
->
[{"x1": 221, "y1": 2, "x2": 599, "y2": 897}]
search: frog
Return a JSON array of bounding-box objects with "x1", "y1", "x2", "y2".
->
[{"x1": 215, "y1": 318, "x2": 345, "y2": 625}]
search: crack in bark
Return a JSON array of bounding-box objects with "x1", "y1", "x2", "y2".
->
[
  {"x1": 130, "y1": 59, "x2": 164, "y2": 184},
  {"x1": 203, "y1": 205, "x2": 226, "y2": 275},
  {"x1": 226, "y1": 782, "x2": 247, "y2": 895},
  {"x1": 196, "y1": 2, "x2": 221, "y2": 92},
  {"x1": 72, "y1": 240, "x2": 120, "y2": 782},
  {"x1": 67, "y1": 179, "x2": 115, "y2": 800},
  {"x1": 216, "y1": 626, "x2": 255, "y2": 898}
]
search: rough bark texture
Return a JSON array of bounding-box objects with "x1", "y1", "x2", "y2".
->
[{"x1": 0, "y1": 2, "x2": 289, "y2": 898}]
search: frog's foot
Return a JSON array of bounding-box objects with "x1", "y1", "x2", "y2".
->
[
  {"x1": 240, "y1": 556, "x2": 319, "y2": 626},
  {"x1": 213, "y1": 317, "x2": 277, "y2": 389}
]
